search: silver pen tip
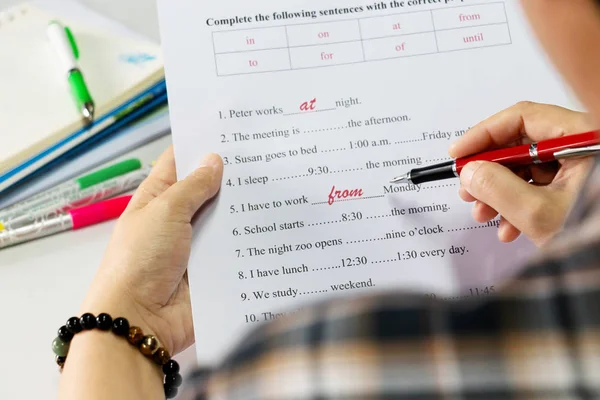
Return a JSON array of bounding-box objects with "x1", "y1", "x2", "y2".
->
[
  {"x1": 390, "y1": 173, "x2": 409, "y2": 184},
  {"x1": 82, "y1": 102, "x2": 95, "y2": 124}
]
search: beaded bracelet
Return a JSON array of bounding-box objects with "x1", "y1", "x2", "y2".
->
[{"x1": 52, "y1": 313, "x2": 183, "y2": 399}]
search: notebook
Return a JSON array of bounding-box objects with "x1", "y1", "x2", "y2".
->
[
  {"x1": 0, "y1": 105, "x2": 171, "y2": 210},
  {"x1": 0, "y1": 2, "x2": 164, "y2": 190}
]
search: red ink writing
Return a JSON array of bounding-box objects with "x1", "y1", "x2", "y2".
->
[
  {"x1": 463, "y1": 33, "x2": 484, "y2": 43},
  {"x1": 392, "y1": 23, "x2": 401, "y2": 30},
  {"x1": 321, "y1": 52, "x2": 334, "y2": 60},
  {"x1": 328, "y1": 185, "x2": 364, "y2": 205},
  {"x1": 248, "y1": 60, "x2": 258, "y2": 67},
  {"x1": 246, "y1": 37, "x2": 255, "y2": 45},
  {"x1": 395, "y1": 43, "x2": 406, "y2": 52},
  {"x1": 318, "y1": 31, "x2": 330, "y2": 39},
  {"x1": 459, "y1": 13, "x2": 481, "y2": 22},
  {"x1": 300, "y1": 98, "x2": 317, "y2": 111}
]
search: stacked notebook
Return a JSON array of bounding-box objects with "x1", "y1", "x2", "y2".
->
[{"x1": 0, "y1": 1, "x2": 167, "y2": 193}]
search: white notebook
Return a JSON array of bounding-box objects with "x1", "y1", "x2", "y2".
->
[{"x1": 0, "y1": 2, "x2": 164, "y2": 184}]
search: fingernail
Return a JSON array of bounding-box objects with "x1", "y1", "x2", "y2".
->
[
  {"x1": 448, "y1": 141, "x2": 457, "y2": 154},
  {"x1": 199, "y1": 153, "x2": 222, "y2": 170},
  {"x1": 460, "y1": 161, "x2": 481, "y2": 189}
]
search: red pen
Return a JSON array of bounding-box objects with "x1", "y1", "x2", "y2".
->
[
  {"x1": 391, "y1": 130, "x2": 600, "y2": 185},
  {"x1": 0, "y1": 195, "x2": 132, "y2": 249}
]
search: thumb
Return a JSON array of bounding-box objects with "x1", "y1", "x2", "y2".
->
[
  {"x1": 460, "y1": 161, "x2": 559, "y2": 240},
  {"x1": 155, "y1": 153, "x2": 224, "y2": 221}
]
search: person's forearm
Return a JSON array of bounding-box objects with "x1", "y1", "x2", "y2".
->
[
  {"x1": 57, "y1": 329, "x2": 164, "y2": 400},
  {"x1": 57, "y1": 279, "x2": 166, "y2": 400}
]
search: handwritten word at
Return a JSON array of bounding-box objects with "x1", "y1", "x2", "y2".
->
[{"x1": 300, "y1": 98, "x2": 317, "y2": 111}]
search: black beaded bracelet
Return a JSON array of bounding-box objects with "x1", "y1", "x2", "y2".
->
[{"x1": 52, "y1": 313, "x2": 183, "y2": 399}]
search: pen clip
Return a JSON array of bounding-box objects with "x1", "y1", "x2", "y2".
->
[
  {"x1": 554, "y1": 144, "x2": 600, "y2": 159},
  {"x1": 64, "y1": 26, "x2": 79, "y2": 60}
]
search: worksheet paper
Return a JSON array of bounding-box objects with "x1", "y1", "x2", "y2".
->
[{"x1": 158, "y1": 0, "x2": 579, "y2": 364}]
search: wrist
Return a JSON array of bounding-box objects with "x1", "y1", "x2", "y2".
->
[
  {"x1": 56, "y1": 309, "x2": 183, "y2": 399},
  {"x1": 79, "y1": 290, "x2": 151, "y2": 338},
  {"x1": 80, "y1": 275, "x2": 174, "y2": 355},
  {"x1": 59, "y1": 326, "x2": 165, "y2": 400}
]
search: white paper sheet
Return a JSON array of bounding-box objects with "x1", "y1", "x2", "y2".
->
[{"x1": 158, "y1": 0, "x2": 578, "y2": 364}]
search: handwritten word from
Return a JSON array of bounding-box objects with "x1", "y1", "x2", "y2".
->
[{"x1": 328, "y1": 185, "x2": 364, "y2": 205}]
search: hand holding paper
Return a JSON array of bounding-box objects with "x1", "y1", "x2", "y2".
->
[{"x1": 78, "y1": 147, "x2": 223, "y2": 356}]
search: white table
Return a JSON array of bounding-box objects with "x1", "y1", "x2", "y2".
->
[{"x1": 0, "y1": 1, "x2": 198, "y2": 398}]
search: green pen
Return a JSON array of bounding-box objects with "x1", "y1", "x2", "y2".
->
[
  {"x1": 47, "y1": 21, "x2": 95, "y2": 123},
  {"x1": 0, "y1": 159, "x2": 142, "y2": 224}
]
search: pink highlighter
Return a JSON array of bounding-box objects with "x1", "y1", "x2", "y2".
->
[
  {"x1": 0, "y1": 195, "x2": 132, "y2": 249},
  {"x1": 70, "y1": 196, "x2": 132, "y2": 229}
]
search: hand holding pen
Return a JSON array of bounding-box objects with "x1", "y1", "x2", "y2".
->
[
  {"x1": 392, "y1": 130, "x2": 599, "y2": 184},
  {"x1": 392, "y1": 102, "x2": 600, "y2": 246}
]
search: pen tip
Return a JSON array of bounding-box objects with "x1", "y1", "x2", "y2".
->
[
  {"x1": 390, "y1": 174, "x2": 409, "y2": 184},
  {"x1": 82, "y1": 103, "x2": 95, "y2": 124}
]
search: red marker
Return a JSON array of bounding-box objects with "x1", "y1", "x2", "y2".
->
[
  {"x1": 391, "y1": 130, "x2": 600, "y2": 184},
  {"x1": 0, "y1": 195, "x2": 132, "y2": 249}
]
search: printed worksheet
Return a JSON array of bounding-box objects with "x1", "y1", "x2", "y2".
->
[{"x1": 157, "y1": 0, "x2": 578, "y2": 364}]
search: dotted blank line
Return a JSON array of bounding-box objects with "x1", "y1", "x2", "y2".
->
[
  {"x1": 331, "y1": 167, "x2": 365, "y2": 174},
  {"x1": 307, "y1": 220, "x2": 342, "y2": 227},
  {"x1": 367, "y1": 214, "x2": 393, "y2": 220},
  {"x1": 427, "y1": 158, "x2": 452, "y2": 163},
  {"x1": 421, "y1": 184, "x2": 457, "y2": 190},
  {"x1": 448, "y1": 225, "x2": 498, "y2": 232},
  {"x1": 346, "y1": 237, "x2": 387, "y2": 244},
  {"x1": 320, "y1": 147, "x2": 348, "y2": 153},
  {"x1": 371, "y1": 258, "x2": 398, "y2": 264},
  {"x1": 440, "y1": 295, "x2": 474, "y2": 301},
  {"x1": 313, "y1": 265, "x2": 342, "y2": 272},
  {"x1": 304, "y1": 127, "x2": 345, "y2": 134},
  {"x1": 395, "y1": 139, "x2": 426, "y2": 144},
  {"x1": 301, "y1": 290, "x2": 329, "y2": 295},
  {"x1": 272, "y1": 174, "x2": 311, "y2": 181}
]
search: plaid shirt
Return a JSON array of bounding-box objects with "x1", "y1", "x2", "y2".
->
[{"x1": 181, "y1": 156, "x2": 600, "y2": 400}]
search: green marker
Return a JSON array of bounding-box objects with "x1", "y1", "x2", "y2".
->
[
  {"x1": 0, "y1": 159, "x2": 142, "y2": 224},
  {"x1": 47, "y1": 21, "x2": 95, "y2": 123}
]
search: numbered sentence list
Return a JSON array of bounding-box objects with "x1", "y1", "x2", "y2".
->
[{"x1": 229, "y1": 185, "x2": 500, "y2": 327}]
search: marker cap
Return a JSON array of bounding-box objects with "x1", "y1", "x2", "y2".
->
[
  {"x1": 70, "y1": 195, "x2": 132, "y2": 230},
  {"x1": 76, "y1": 159, "x2": 142, "y2": 189}
]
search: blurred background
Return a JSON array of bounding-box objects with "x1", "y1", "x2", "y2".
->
[
  {"x1": 0, "y1": 0, "x2": 161, "y2": 41},
  {"x1": 0, "y1": 1, "x2": 200, "y2": 399}
]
